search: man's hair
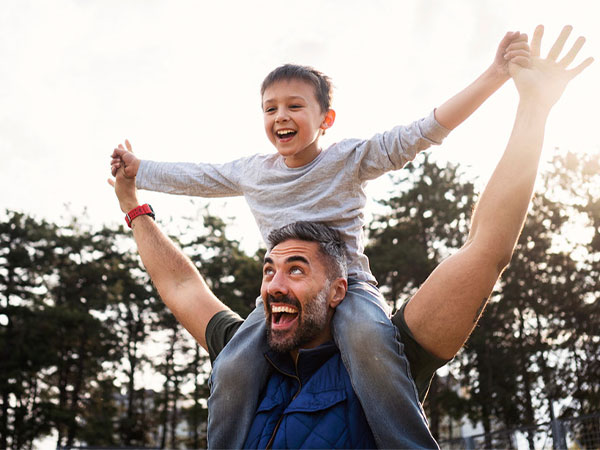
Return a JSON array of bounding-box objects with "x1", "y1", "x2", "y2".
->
[
  {"x1": 260, "y1": 64, "x2": 333, "y2": 113},
  {"x1": 267, "y1": 221, "x2": 348, "y2": 280}
]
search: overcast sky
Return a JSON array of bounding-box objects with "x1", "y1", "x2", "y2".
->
[{"x1": 1, "y1": 0, "x2": 598, "y2": 249}]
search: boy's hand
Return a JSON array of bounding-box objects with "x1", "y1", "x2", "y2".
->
[
  {"x1": 111, "y1": 139, "x2": 141, "y2": 178},
  {"x1": 108, "y1": 139, "x2": 141, "y2": 214},
  {"x1": 510, "y1": 25, "x2": 594, "y2": 111},
  {"x1": 492, "y1": 31, "x2": 530, "y2": 79}
]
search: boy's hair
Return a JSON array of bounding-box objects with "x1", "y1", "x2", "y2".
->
[
  {"x1": 267, "y1": 221, "x2": 348, "y2": 280},
  {"x1": 261, "y1": 64, "x2": 333, "y2": 113}
]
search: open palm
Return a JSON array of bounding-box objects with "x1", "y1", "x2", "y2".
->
[{"x1": 510, "y1": 25, "x2": 593, "y2": 111}]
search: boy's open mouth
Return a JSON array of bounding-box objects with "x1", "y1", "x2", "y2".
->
[
  {"x1": 276, "y1": 129, "x2": 297, "y2": 141},
  {"x1": 271, "y1": 303, "x2": 299, "y2": 330}
]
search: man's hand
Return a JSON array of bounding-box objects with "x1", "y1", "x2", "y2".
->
[
  {"x1": 111, "y1": 139, "x2": 141, "y2": 178},
  {"x1": 510, "y1": 25, "x2": 594, "y2": 111},
  {"x1": 491, "y1": 31, "x2": 530, "y2": 79},
  {"x1": 108, "y1": 144, "x2": 140, "y2": 214}
]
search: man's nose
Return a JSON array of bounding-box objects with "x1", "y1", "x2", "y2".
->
[{"x1": 267, "y1": 270, "x2": 289, "y2": 297}]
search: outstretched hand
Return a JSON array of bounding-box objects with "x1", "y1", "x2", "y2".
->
[
  {"x1": 108, "y1": 140, "x2": 140, "y2": 214},
  {"x1": 111, "y1": 139, "x2": 140, "y2": 178},
  {"x1": 492, "y1": 31, "x2": 530, "y2": 78},
  {"x1": 510, "y1": 25, "x2": 594, "y2": 111}
]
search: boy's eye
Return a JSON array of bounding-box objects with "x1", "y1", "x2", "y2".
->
[
  {"x1": 264, "y1": 107, "x2": 276, "y2": 113},
  {"x1": 289, "y1": 105, "x2": 302, "y2": 109}
]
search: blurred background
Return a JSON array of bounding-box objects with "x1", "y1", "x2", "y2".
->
[{"x1": 1, "y1": 1, "x2": 598, "y2": 448}]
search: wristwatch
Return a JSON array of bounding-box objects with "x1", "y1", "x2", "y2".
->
[{"x1": 125, "y1": 204, "x2": 155, "y2": 228}]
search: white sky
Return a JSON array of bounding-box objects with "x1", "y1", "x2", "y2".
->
[{"x1": 1, "y1": 0, "x2": 598, "y2": 250}]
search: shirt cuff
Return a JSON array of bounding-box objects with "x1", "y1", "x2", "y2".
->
[
  {"x1": 421, "y1": 109, "x2": 451, "y2": 145},
  {"x1": 136, "y1": 160, "x2": 150, "y2": 189}
]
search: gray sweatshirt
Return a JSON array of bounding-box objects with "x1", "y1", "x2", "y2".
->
[{"x1": 137, "y1": 111, "x2": 450, "y2": 282}]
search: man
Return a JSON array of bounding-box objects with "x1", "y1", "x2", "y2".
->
[{"x1": 110, "y1": 25, "x2": 591, "y2": 448}]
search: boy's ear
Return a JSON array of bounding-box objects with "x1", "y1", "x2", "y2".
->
[{"x1": 320, "y1": 109, "x2": 336, "y2": 130}]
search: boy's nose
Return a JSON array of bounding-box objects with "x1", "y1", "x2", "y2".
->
[{"x1": 275, "y1": 109, "x2": 289, "y2": 122}]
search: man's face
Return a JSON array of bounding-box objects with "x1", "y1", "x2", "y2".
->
[{"x1": 261, "y1": 239, "x2": 335, "y2": 354}]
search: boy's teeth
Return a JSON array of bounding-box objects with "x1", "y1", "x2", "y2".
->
[{"x1": 277, "y1": 130, "x2": 295, "y2": 136}]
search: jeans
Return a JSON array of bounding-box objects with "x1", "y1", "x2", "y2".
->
[{"x1": 207, "y1": 278, "x2": 438, "y2": 449}]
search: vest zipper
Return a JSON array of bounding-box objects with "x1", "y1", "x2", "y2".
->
[{"x1": 265, "y1": 353, "x2": 302, "y2": 449}]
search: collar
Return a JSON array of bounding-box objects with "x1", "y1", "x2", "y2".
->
[{"x1": 265, "y1": 341, "x2": 338, "y2": 385}]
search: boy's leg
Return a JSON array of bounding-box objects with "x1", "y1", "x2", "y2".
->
[
  {"x1": 207, "y1": 300, "x2": 270, "y2": 448},
  {"x1": 333, "y1": 280, "x2": 438, "y2": 449}
]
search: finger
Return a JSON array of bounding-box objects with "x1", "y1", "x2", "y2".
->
[
  {"x1": 547, "y1": 25, "x2": 572, "y2": 61},
  {"x1": 111, "y1": 148, "x2": 124, "y2": 158},
  {"x1": 509, "y1": 56, "x2": 530, "y2": 68},
  {"x1": 107, "y1": 178, "x2": 115, "y2": 188},
  {"x1": 505, "y1": 40, "x2": 530, "y2": 53},
  {"x1": 510, "y1": 33, "x2": 528, "y2": 44},
  {"x1": 125, "y1": 139, "x2": 133, "y2": 152},
  {"x1": 505, "y1": 49, "x2": 530, "y2": 60},
  {"x1": 504, "y1": 46, "x2": 530, "y2": 62},
  {"x1": 567, "y1": 56, "x2": 594, "y2": 79},
  {"x1": 498, "y1": 31, "x2": 517, "y2": 51},
  {"x1": 118, "y1": 144, "x2": 125, "y2": 150},
  {"x1": 111, "y1": 166, "x2": 117, "y2": 177},
  {"x1": 531, "y1": 25, "x2": 544, "y2": 57},
  {"x1": 559, "y1": 36, "x2": 585, "y2": 67}
]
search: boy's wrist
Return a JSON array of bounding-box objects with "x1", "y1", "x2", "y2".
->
[{"x1": 484, "y1": 63, "x2": 510, "y2": 86}]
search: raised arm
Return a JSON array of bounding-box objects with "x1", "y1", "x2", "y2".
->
[
  {"x1": 109, "y1": 158, "x2": 229, "y2": 350},
  {"x1": 434, "y1": 31, "x2": 530, "y2": 130},
  {"x1": 402, "y1": 25, "x2": 593, "y2": 360}
]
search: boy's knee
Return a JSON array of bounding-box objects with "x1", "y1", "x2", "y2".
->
[{"x1": 335, "y1": 318, "x2": 397, "y2": 359}]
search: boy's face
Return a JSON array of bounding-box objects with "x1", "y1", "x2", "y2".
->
[{"x1": 262, "y1": 79, "x2": 332, "y2": 168}]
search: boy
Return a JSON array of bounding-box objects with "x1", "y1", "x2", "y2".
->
[{"x1": 111, "y1": 31, "x2": 529, "y2": 448}]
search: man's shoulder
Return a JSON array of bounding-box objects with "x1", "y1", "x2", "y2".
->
[
  {"x1": 205, "y1": 309, "x2": 244, "y2": 363},
  {"x1": 393, "y1": 302, "x2": 450, "y2": 401}
]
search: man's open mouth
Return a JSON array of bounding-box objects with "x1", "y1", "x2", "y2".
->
[{"x1": 271, "y1": 303, "x2": 299, "y2": 329}]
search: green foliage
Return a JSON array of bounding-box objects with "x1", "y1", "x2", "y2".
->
[
  {"x1": 0, "y1": 207, "x2": 262, "y2": 448},
  {"x1": 367, "y1": 154, "x2": 476, "y2": 310},
  {"x1": 1, "y1": 149, "x2": 599, "y2": 447}
]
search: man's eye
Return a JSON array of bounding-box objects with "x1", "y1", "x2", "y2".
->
[
  {"x1": 263, "y1": 267, "x2": 274, "y2": 276},
  {"x1": 290, "y1": 266, "x2": 304, "y2": 275}
]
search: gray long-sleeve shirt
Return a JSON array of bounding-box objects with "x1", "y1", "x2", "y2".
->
[{"x1": 137, "y1": 111, "x2": 450, "y2": 282}]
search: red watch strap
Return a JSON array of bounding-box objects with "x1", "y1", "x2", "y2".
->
[{"x1": 125, "y1": 204, "x2": 155, "y2": 228}]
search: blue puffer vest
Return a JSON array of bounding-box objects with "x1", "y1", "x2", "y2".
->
[{"x1": 243, "y1": 342, "x2": 376, "y2": 449}]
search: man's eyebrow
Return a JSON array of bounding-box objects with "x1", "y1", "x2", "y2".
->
[
  {"x1": 286, "y1": 255, "x2": 310, "y2": 265},
  {"x1": 262, "y1": 255, "x2": 310, "y2": 265}
]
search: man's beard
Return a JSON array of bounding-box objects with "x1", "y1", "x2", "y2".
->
[{"x1": 266, "y1": 283, "x2": 330, "y2": 353}]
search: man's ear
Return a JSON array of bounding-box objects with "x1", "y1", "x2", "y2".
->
[
  {"x1": 328, "y1": 277, "x2": 347, "y2": 309},
  {"x1": 320, "y1": 109, "x2": 336, "y2": 130}
]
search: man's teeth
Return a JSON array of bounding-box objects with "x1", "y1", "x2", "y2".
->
[{"x1": 272, "y1": 305, "x2": 297, "y2": 313}]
